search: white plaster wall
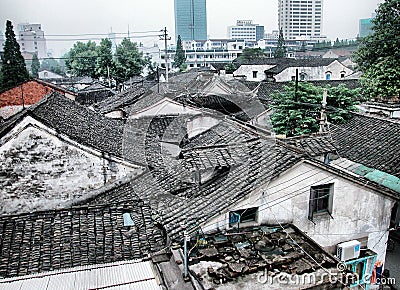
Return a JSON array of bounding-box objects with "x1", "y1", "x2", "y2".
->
[
  {"x1": 130, "y1": 99, "x2": 202, "y2": 119},
  {"x1": 38, "y1": 70, "x2": 63, "y2": 79},
  {"x1": 186, "y1": 115, "x2": 221, "y2": 139},
  {"x1": 274, "y1": 61, "x2": 353, "y2": 82},
  {"x1": 0, "y1": 117, "x2": 142, "y2": 214},
  {"x1": 234, "y1": 64, "x2": 275, "y2": 81},
  {"x1": 275, "y1": 66, "x2": 327, "y2": 82},
  {"x1": 202, "y1": 162, "x2": 394, "y2": 262},
  {"x1": 105, "y1": 110, "x2": 125, "y2": 119},
  {"x1": 325, "y1": 61, "x2": 353, "y2": 79}
]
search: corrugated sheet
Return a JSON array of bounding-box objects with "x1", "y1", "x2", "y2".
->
[{"x1": 0, "y1": 260, "x2": 161, "y2": 290}]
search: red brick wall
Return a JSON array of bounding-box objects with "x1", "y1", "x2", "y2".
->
[{"x1": 0, "y1": 80, "x2": 65, "y2": 108}]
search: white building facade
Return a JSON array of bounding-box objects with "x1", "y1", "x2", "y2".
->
[
  {"x1": 278, "y1": 0, "x2": 325, "y2": 41},
  {"x1": 227, "y1": 20, "x2": 265, "y2": 42},
  {"x1": 18, "y1": 23, "x2": 47, "y2": 58}
]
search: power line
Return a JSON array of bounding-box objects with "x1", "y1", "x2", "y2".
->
[
  {"x1": 18, "y1": 35, "x2": 160, "y2": 42},
  {"x1": 44, "y1": 30, "x2": 161, "y2": 37}
]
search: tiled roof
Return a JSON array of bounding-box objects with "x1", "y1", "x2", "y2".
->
[
  {"x1": 331, "y1": 113, "x2": 400, "y2": 178},
  {"x1": 0, "y1": 200, "x2": 166, "y2": 278},
  {"x1": 76, "y1": 83, "x2": 116, "y2": 106},
  {"x1": 0, "y1": 92, "x2": 135, "y2": 163},
  {"x1": 92, "y1": 84, "x2": 147, "y2": 114},
  {"x1": 0, "y1": 79, "x2": 76, "y2": 111},
  {"x1": 279, "y1": 133, "x2": 337, "y2": 157},
  {"x1": 82, "y1": 120, "x2": 302, "y2": 241},
  {"x1": 27, "y1": 92, "x2": 125, "y2": 157}
]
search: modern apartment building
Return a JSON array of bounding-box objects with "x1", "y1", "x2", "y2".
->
[
  {"x1": 17, "y1": 23, "x2": 47, "y2": 58},
  {"x1": 278, "y1": 0, "x2": 324, "y2": 41},
  {"x1": 174, "y1": 0, "x2": 207, "y2": 41},
  {"x1": 227, "y1": 20, "x2": 265, "y2": 42}
]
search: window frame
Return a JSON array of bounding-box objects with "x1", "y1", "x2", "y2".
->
[
  {"x1": 229, "y1": 207, "x2": 258, "y2": 226},
  {"x1": 308, "y1": 183, "x2": 334, "y2": 222}
]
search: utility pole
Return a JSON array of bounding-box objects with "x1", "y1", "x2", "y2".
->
[
  {"x1": 159, "y1": 27, "x2": 171, "y2": 82},
  {"x1": 183, "y1": 230, "x2": 189, "y2": 280},
  {"x1": 319, "y1": 89, "x2": 328, "y2": 133},
  {"x1": 107, "y1": 66, "x2": 111, "y2": 88},
  {"x1": 294, "y1": 68, "x2": 299, "y2": 102}
]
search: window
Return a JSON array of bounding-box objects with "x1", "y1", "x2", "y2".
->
[
  {"x1": 229, "y1": 207, "x2": 258, "y2": 226},
  {"x1": 252, "y1": 71, "x2": 258, "y2": 78},
  {"x1": 123, "y1": 212, "x2": 135, "y2": 227},
  {"x1": 325, "y1": 72, "x2": 331, "y2": 80},
  {"x1": 340, "y1": 71, "x2": 346, "y2": 79},
  {"x1": 308, "y1": 183, "x2": 333, "y2": 221}
]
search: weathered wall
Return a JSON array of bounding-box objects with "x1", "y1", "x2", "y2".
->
[
  {"x1": 275, "y1": 61, "x2": 353, "y2": 82},
  {"x1": 202, "y1": 161, "x2": 394, "y2": 262},
  {"x1": 0, "y1": 117, "x2": 142, "y2": 214},
  {"x1": 234, "y1": 64, "x2": 275, "y2": 81},
  {"x1": 0, "y1": 80, "x2": 75, "y2": 118}
]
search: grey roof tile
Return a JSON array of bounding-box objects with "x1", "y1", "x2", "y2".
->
[
  {"x1": 331, "y1": 113, "x2": 400, "y2": 178},
  {"x1": 0, "y1": 200, "x2": 166, "y2": 278}
]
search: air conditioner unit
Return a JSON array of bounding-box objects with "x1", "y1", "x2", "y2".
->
[{"x1": 337, "y1": 240, "x2": 361, "y2": 261}]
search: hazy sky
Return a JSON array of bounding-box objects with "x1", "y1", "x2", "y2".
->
[{"x1": 0, "y1": 0, "x2": 383, "y2": 57}]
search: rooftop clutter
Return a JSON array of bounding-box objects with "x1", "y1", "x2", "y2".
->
[{"x1": 185, "y1": 224, "x2": 339, "y2": 289}]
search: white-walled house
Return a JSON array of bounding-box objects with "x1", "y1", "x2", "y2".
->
[
  {"x1": 233, "y1": 58, "x2": 354, "y2": 82},
  {"x1": 201, "y1": 158, "x2": 397, "y2": 264},
  {"x1": 38, "y1": 69, "x2": 64, "y2": 79}
]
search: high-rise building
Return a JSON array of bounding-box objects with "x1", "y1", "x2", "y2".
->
[
  {"x1": 227, "y1": 20, "x2": 265, "y2": 42},
  {"x1": 278, "y1": 0, "x2": 324, "y2": 41},
  {"x1": 17, "y1": 23, "x2": 47, "y2": 58},
  {"x1": 359, "y1": 14, "x2": 375, "y2": 38},
  {"x1": 174, "y1": 0, "x2": 207, "y2": 41}
]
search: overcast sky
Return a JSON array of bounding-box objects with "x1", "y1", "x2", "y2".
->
[{"x1": 0, "y1": 0, "x2": 383, "y2": 57}]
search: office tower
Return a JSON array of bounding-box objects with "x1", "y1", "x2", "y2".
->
[
  {"x1": 278, "y1": 0, "x2": 324, "y2": 41},
  {"x1": 174, "y1": 0, "x2": 207, "y2": 41},
  {"x1": 359, "y1": 14, "x2": 375, "y2": 38},
  {"x1": 228, "y1": 20, "x2": 265, "y2": 42}
]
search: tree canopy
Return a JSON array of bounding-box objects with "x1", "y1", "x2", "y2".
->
[
  {"x1": 95, "y1": 38, "x2": 113, "y2": 79},
  {"x1": 0, "y1": 20, "x2": 29, "y2": 90},
  {"x1": 237, "y1": 48, "x2": 266, "y2": 63},
  {"x1": 113, "y1": 38, "x2": 146, "y2": 83},
  {"x1": 31, "y1": 53, "x2": 40, "y2": 78},
  {"x1": 355, "y1": 0, "x2": 400, "y2": 101},
  {"x1": 271, "y1": 82, "x2": 361, "y2": 137},
  {"x1": 174, "y1": 35, "x2": 186, "y2": 69},
  {"x1": 40, "y1": 57, "x2": 65, "y2": 75},
  {"x1": 274, "y1": 29, "x2": 287, "y2": 58},
  {"x1": 65, "y1": 41, "x2": 98, "y2": 78}
]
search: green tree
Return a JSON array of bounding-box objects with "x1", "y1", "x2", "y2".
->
[
  {"x1": 355, "y1": 0, "x2": 400, "y2": 101},
  {"x1": 95, "y1": 38, "x2": 113, "y2": 79},
  {"x1": 113, "y1": 38, "x2": 145, "y2": 83},
  {"x1": 271, "y1": 82, "x2": 360, "y2": 136},
  {"x1": 40, "y1": 57, "x2": 64, "y2": 75},
  {"x1": 224, "y1": 63, "x2": 237, "y2": 74},
  {"x1": 174, "y1": 35, "x2": 186, "y2": 69},
  {"x1": 65, "y1": 41, "x2": 98, "y2": 78},
  {"x1": 31, "y1": 53, "x2": 40, "y2": 78},
  {"x1": 0, "y1": 20, "x2": 29, "y2": 90},
  {"x1": 274, "y1": 29, "x2": 287, "y2": 58},
  {"x1": 237, "y1": 48, "x2": 266, "y2": 62}
]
